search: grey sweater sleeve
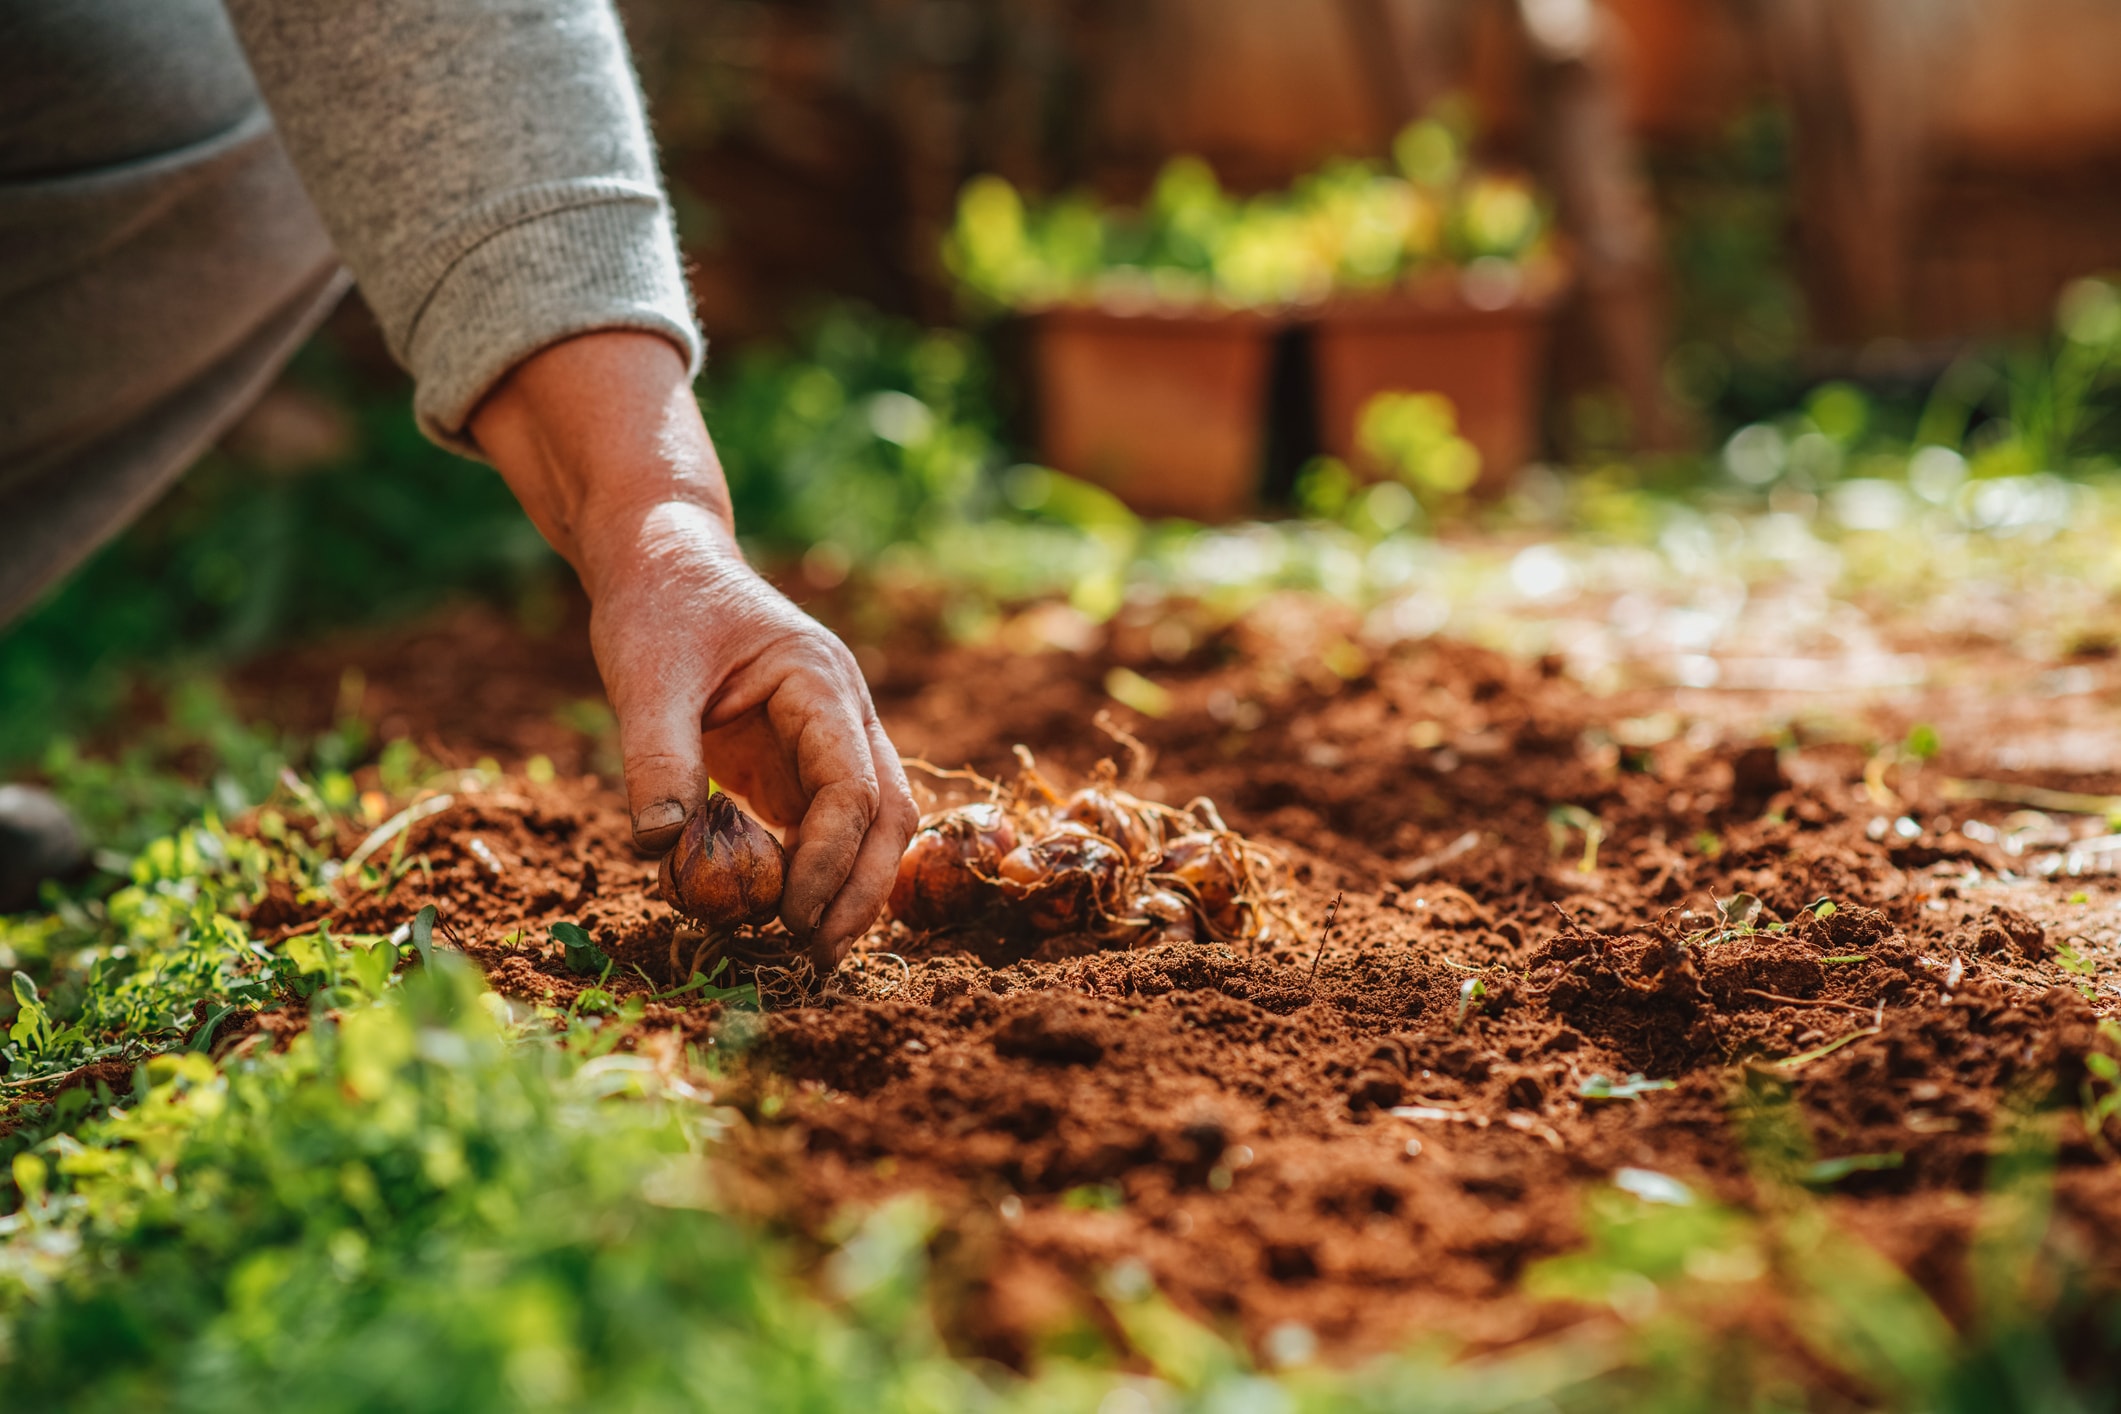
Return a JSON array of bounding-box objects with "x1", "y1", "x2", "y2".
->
[{"x1": 221, "y1": 0, "x2": 701, "y2": 453}]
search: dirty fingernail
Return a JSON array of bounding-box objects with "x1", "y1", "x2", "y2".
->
[{"x1": 635, "y1": 799, "x2": 686, "y2": 836}]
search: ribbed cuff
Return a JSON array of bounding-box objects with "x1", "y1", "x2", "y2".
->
[{"x1": 399, "y1": 184, "x2": 703, "y2": 454}]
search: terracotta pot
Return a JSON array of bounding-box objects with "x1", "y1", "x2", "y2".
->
[
  {"x1": 1030, "y1": 305, "x2": 1280, "y2": 520},
  {"x1": 1311, "y1": 290, "x2": 1557, "y2": 493}
]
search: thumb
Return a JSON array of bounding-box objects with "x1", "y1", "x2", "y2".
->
[{"x1": 615, "y1": 695, "x2": 709, "y2": 853}]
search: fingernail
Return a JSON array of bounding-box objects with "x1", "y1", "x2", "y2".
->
[{"x1": 635, "y1": 799, "x2": 686, "y2": 835}]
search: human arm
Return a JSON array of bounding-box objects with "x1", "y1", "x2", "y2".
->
[{"x1": 223, "y1": 0, "x2": 917, "y2": 958}]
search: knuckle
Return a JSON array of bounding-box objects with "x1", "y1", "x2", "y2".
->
[
  {"x1": 881, "y1": 791, "x2": 919, "y2": 839},
  {"x1": 789, "y1": 627, "x2": 862, "y2": 683},
  {"x1": 815, "y1": 771, "x2": 881, "y2": 820},
  {"x1": 825, "y1": 636, "x2": 863, "y2": 678},
  {"x1": 834, "y1": 775, "x2": 883, "y2": 823}
]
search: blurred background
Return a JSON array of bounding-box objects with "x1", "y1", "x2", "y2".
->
[{"x1": 6, "y1": 0, "x2": 2121, "y2": 775}]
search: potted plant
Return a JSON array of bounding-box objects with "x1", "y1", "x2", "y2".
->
[
  {"x1": 1300, "y1": 118, "x2": 1563, "y2": 492},
  {"x1": 946, "y1": 113, "x2": 1564, "y2": 519},
  {"x1": 946, "y1": 160, "x2": 1306, "y2": 520}
]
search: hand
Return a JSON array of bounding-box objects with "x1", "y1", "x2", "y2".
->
[{"x1": 469, "y1": 331, "x2": 917, "y2": 967}]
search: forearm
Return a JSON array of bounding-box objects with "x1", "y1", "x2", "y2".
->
[{"x1": 229, "y1": 2, "x2": 917, "y2": 956}]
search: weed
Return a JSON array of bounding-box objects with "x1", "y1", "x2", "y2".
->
[
  {"x1": 1061, "y1": 1183, "x2": 1125, "y2": 1212},
  {"x1": 1454, "y1": 976, "x2": 1488, "y2": 1031},
  {"x1": 1546, "y1": 805, "x2": 1605, "y2": 873},
  {"x1": 549, "y1": 921, "x2": 610, "y2": 978}
]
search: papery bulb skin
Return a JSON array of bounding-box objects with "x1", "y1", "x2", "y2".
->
[
  {"x1": 998, "y1": 824, "x2": 1127, "y2": 934},
  {"x1": 886, "y1": 803, "x2": 1017, "y2": 931},
  {"x1": 1058, "y1": 787, "x2": 1155, "y2": 859},
  {"x1": 1154, "y1": 832, "x2": 1248, "y2": 937},
  {"x1": 959, "y1": 802, "x2": 1019, "y2": 857},
  {"x1": 659, "y1": 792, "x2": 787, "y2": 929},
  {"x1": 1129, "y1": 887, "x2": 1199, "y2": 945}
]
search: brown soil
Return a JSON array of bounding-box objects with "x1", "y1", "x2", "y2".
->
[{"x1": 234, "y1": 592, "x2": 2121, "y2": 1372}]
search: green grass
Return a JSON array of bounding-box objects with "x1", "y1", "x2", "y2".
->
[
  {"x1": 0, "y1": 748, "x2": 1613, "y2": 1412},
  {"x1": 2, "y1": 957, "x2": 987, "y2": 1413}
]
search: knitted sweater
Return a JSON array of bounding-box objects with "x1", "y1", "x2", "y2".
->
[
  {"x1": 223, "y1": 0, "x2": 702, "y2": 445},
  {"x1": 0, "y1": 0, "x2": 701, "y2": 617}
]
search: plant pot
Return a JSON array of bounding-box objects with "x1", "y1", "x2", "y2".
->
[
  {"x1": 1030, "y1": 305, "x2": 1280, "y2": 520},
  {"x1": 1311, "y1": 288, "x2": 1557, "y2": 493}
]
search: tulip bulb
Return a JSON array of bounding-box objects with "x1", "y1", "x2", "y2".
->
[
  {"x1": 1129, "y1": 887, "x2": 1199, "y2": 945},
  {"x1": 1154, "y1": 832, "x2": 1249, "y2": 937},
  {"x1": 1058, "y1": 786, "x2": 1155, "y2": 858},
  {"x1": 659, "y1": 792, "x2": 786, "y2": 930},
  {"x1": 887, "y1": 803, "x2": 1017, "y2": 931},
  {"x1": 998, "y1": 824, "x2": 1126, "y2": 934}
]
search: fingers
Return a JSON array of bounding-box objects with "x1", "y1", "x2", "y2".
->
[
  {"x1": 807, "y1": 717, "x2": 918, "y2": 968},
  {"x1": 773, "y1": 681, "x2": 880, "y2": 939},
  {"x1": 594, "y1": 545, "x2": 913, "y2": 963},
  {"x1": 615, "y1": 693, "x2": 709, "y2": 853},
  {"x1": 768, "y1": 648, "x2": 919, "y2": 953}
]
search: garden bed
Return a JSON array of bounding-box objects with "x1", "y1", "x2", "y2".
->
[{"x1": 210, "y1": 586, "x2": 2121, "y2": 1380}]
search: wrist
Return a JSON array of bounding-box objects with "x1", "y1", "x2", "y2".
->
[
  {"x1": 472, "y1": 330, "x2": 736, "y2": 575},
  {"x1": 574, "y1": 490, "x2": 748, "y2": 604}
]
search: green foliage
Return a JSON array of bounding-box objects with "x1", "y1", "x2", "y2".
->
[
  {"x1": 3, "y1": 705, "x2": 2120, "y2": 1411},
  {"x1": 0, "y1": 730, "x2": 441, "y2": 1093},
  {"x1": 548, "y1": 922, "x2": 610, "y2": 979},
  {"x1": 1715, "y1": 275, "x2": 2121, "y2": 518},
  {"x1": 1578, "y1": 1074, "x2": 1677, "y2": 1102},
  {"x1": 1525, "y1": 1084, "x2": 2121, "y2": 1414},
  {"x1": 32, "y1": 679, "x2": 298, "y2": 856},
  {"x1": 1059, "y1": 1183, "x2": 1125, "y2": 1213},
  {"x1": 946, "y1": 112, "x2": 1552, "y2": 314},
  {"x1": 1358, "y1": 391, "x2": 1484, "y2": 498},
  {"x1": 0, "y1": 941, "x2": 1618, "y2": 1414},
  {"x1": 707, "y1": 305, "x2": 1012, "y2": 561},
  {"x1": 1453, "y1": 977, "x2": 1487, "y2": 1031},
  {"x1": 1651, "y1": 104, "x2": 1808, "y2": 427},
  {"x1": 1546, "y1": 805, "x2": 1606, "y2": 873},
  {"x1": 2085, "y1": 1025, "x2": 2121, "y2": 1158},
  {"x1": 0, "y1": 814, "x2": 284, "y2": 1086},
  {"x1": 1921, "y1": 276, "x2": 2121, "y2": 481},
  {"x1": 0, "y1": 959, "x2": 997, "y2": 1413}
]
